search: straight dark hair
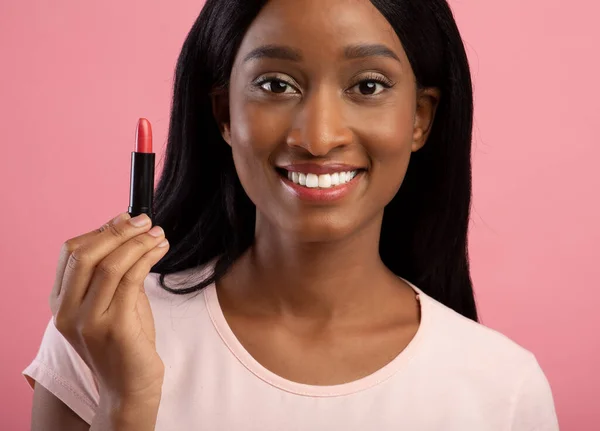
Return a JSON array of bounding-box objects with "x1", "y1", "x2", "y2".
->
[{"x1": 152, "y1": 0, "x2": 479, "y2": 321}]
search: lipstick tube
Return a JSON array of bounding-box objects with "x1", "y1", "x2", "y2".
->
[{"x1": 128, "y1": 118, "x2": 155, "y2": 219}]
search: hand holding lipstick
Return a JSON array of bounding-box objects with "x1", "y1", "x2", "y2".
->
[{"x1": 48, "y1": 119, "x2": 166, "y2": 430}]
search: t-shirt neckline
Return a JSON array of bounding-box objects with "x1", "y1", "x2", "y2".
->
[{"x1": 203, "y1": 278, "x2": 431, "y2": 397}]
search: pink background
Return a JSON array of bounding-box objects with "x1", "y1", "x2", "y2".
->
[{"x1": 1, "y1": 1, "x2": 598, "y2": 429}]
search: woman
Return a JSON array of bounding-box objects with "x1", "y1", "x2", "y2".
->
[{"x1": 24, "y1": 0, "x2": 560, "y2": 429}]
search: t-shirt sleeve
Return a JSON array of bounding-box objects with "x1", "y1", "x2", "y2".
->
[
  {"x1": 510, "y1": 355, "x2": 560, "y2": 430},
  {"x1": 22, "y1": 317, "x2": 99, "y2": 425}
]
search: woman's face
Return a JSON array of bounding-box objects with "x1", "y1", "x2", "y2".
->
[{"x1": 213, "y1": 0, "x2": 439, "y2": 243}]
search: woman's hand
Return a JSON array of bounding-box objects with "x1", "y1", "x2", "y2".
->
[{"x1": 50, "y1": 212, "x2": 169, "y2": 428}]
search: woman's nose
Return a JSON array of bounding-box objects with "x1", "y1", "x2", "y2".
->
[{"x1": 286, "y1": 88, "x2": 354, "y2": 156}]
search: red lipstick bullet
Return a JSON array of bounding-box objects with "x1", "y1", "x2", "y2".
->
[
  {"x1": 128, "y1": 118, "x2": 155, "y2": 219},
  {"x1": 135, "y1": 118, "x2": 153, "y2": 153}
]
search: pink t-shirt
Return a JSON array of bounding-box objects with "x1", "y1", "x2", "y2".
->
[{"x1": 23, "y1": 267, "x2": 559, "y2": 430}]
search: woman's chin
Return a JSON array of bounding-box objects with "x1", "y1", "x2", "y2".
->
[
  {"x1": 255, "y1": 207, "x2": 372, "y2": 245},
  {"x1": 279, "y1": 218, "x2": 360, "y2": 245}
]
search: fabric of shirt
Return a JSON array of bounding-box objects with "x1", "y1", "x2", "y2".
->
[{"x1": 23, "y1": 266, "x2": 560, "y2": 430}]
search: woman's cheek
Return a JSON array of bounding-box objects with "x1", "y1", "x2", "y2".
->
[
  {"x1": 361, "y1": 116, "x2": 415, "y2": 199},
  {"x1": 229, "y1": 113, "x2": 280, "y2": 208}
]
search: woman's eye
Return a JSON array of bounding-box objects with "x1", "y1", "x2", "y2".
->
[
  {"x1": 350, "y1": 79, "x2": 392, "y2": 96},
  {"x1": 259, "y1": 79, "x2": 297, "y2": 94}
]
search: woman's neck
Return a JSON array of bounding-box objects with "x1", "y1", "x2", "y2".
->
[{"x1": 220, "y1": 213, "x2": 409, "y2": 322}]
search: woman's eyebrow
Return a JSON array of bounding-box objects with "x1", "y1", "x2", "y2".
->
[{"x1": 242, "y1": 43, "x2": 401, "y2": 64}]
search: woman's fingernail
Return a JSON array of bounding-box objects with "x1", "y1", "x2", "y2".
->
[
  {"x1": 148, "y1": 226, "x2": 164, "y2": 237},
  {"x1": 111, "y1": 212, "x2": 130, "y2": 224},
  {"x1": 157, "y1": 239, "x2": 169, "y2": 248},
  {"x1": 129, "y1": 214, "x2": 151, "y2": 227}
]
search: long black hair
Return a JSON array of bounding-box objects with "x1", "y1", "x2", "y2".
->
[{"x1": 152, "y1": 0, "x2": 478, "y2": 322}]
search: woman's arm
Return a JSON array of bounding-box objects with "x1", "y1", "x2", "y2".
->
[
  {"x1": 31, "y1": 381, "x2": 161, "y2": 431},
  {"x1": 31, "y1": 382, "x2": 89, "y2": 431}
]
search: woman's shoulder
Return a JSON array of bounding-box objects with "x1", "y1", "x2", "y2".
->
[
  {"x1": 413, "y1": 288, "x2": 558, "y2": 428},
  {"x1": 417, "y1": 288, "x2": 540, "y2": 372}
]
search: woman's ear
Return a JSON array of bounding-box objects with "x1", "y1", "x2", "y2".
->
[
  {"x1": 210, "y1": 87, "x2": 232, "y2": 146},
  {"x1": 412, "y1": 87, "x2": 441, "y2": 152}
]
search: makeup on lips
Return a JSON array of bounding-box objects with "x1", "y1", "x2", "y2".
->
[{"x1": 276, "y1": 163, "x2": 365, "y2": 202}]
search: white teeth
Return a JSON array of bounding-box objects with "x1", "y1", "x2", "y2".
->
[
  {"x1": 286, "y1": 170, "x2": 358, "y2": 189},
  {"x1": 318, "y1": 174, "x2": 331, "y2": 188},
  {"x1": 299, "y1": 173, "x2": 306, "y2": 186},
  {"x1": 331, "y1": 172, "x2": 340, "y2": 186},
  {"x1": 306, "y1": 173, "x2": 319, "y2": 188}
]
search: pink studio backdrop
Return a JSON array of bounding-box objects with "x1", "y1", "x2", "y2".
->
[{"x1": 1, "y1": 1, "x2": 598, "y2": 429}]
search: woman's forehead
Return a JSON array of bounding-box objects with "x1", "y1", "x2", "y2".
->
[{"x1": 236, "y1": 0, "x2": 405, "y2": 60}]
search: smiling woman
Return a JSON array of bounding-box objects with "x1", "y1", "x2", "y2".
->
[{"x1": 24, "y1": 0, "x2": 559, "y2": 430}]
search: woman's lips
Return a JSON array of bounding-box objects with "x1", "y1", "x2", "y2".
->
[{"x1": 277, "y1": 168, "x2": 364, "y2": 202}]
